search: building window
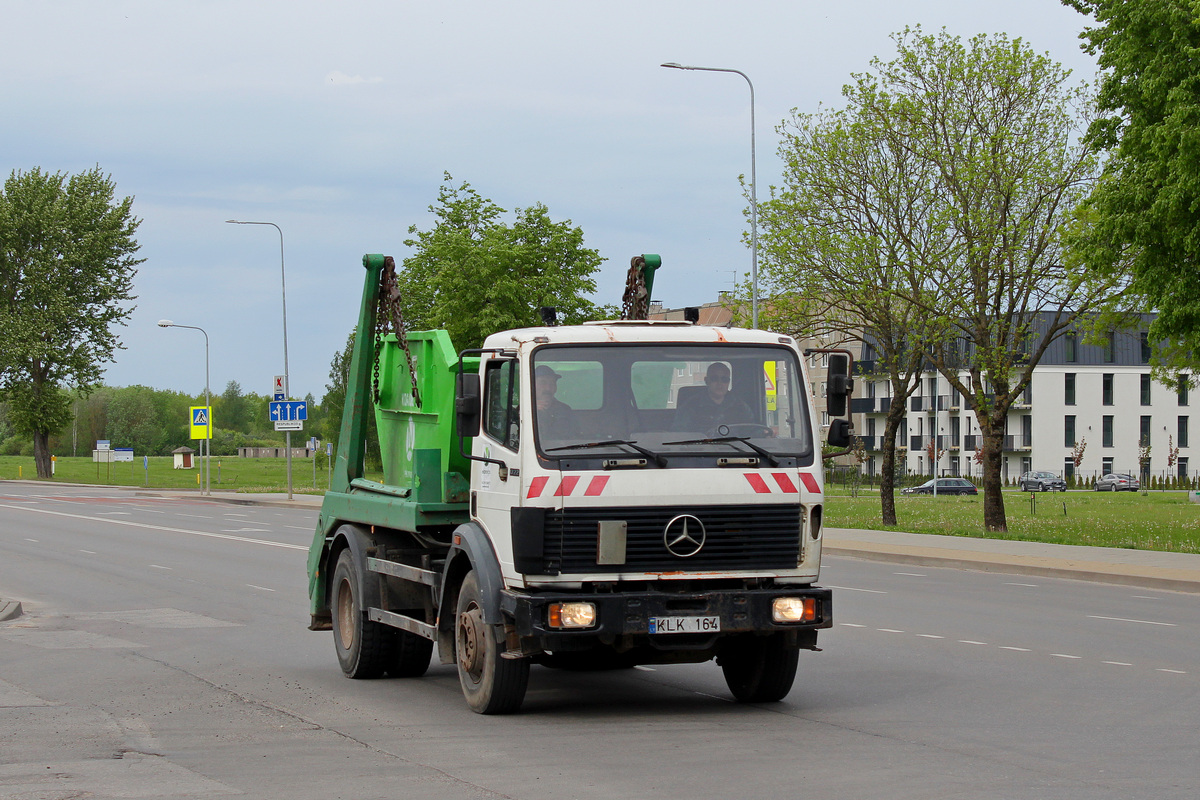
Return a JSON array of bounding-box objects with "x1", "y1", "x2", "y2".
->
[
  {"x1": 1104, "y1": 331, "x2": 1115, "y2": 363},
  {"x1": 1141, "y1": 331, "x2": 1151, "y2": 363},
  {"x1": 1065, "y1": 373, "x2": 1076, "y2": 406},
  {"x1": 1065, "y1": 415, "x2": 1076, "y2": 447},
  {"x1": 1141, "y1": 415, "x2": 1152, "y2": 447},
  {"x1": 1103, "y1": 374, "x2": 1114, "y2": 406},
  {"x1": 1180, "y1": 375, "x2": 1190, "y2": 407},
  {"x1": 1180, "y1": 457, "x2": 1189, "y2": 480},
  {"x1": 1180, "y1": 416, "x2": 1189, "y2": 448},
  {"x1": 1102, "y1": 415, "x2": 1114, "y2": 448},
  {"x1": 1064, "y1": 457, "x2": 1075, "y2": 480},
  {"x1": 1102, "y1": 456, "x2": 1114, "y2": 474},
  {"x1": 1141, "y1": 373, "x2": 1152, "y2": 405},
  {"x1": 1065, "y1": 333, "x2": 1077, "y2": 363}
]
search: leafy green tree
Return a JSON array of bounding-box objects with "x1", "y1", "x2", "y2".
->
[
  {"x1": 0, "y1": 167, "x2": 142, "y2": 477},
  {"x1": 398, "y1": 175, "x2": 610, "y2": 349},
  {"x1": 217, "y1": 380, "x2": 252, "y2": 434},
  {"x1": 1063, "y1": 1, "x2": 1200, "y2": 374},
  {"x1": 321, "y1": 328, "x2": 379, "y2": 468}
]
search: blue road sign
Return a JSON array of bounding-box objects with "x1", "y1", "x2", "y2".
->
[{"x1": 269, "y1": 400, "x2": 308, "y2": 422}]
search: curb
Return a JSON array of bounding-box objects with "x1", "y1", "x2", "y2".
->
[
  {"x1": 0, "y1": 599, "x2": 23, "y2": 622},
  {"x1": 823, "y1": 542, "x2": 1200, "y2": 595}
]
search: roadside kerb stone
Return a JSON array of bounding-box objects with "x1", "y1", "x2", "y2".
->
[{"x1": 0, "y1": 599, "x2": 23, "y2": 621}]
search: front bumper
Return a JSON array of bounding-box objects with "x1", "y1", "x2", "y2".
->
[{"x1": 499, "y1": 584, "x2": 833, "y2": 642}]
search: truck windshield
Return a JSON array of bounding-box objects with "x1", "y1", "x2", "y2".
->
[{"x1": 532, "y1": 344, "x2": 813, "y2": 460}]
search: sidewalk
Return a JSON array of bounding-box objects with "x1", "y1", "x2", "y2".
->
[{"x1": 824, "y1": 527, "x2": 1200, "y2": 594}]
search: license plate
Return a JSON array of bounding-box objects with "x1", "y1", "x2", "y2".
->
[{"x1": 649, "y1": 615, "x2": 720, "y2": 634}]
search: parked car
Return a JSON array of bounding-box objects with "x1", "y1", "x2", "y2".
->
[
  {"x1": 1018, "y1": 470, "x2": 1067, "y2": 492},
  {"x1": 902, "y1": 478, "x2": 978, "y2": 496},
  {"x1": 1094, "y1": 473, "x2": 1141, "y2": 492}
]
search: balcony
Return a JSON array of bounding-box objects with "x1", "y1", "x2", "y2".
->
[
  {"x1": 1002, "y1": 435, "x2": 1034, "y2": 452},
  {"x1": 910, "y1": 396, "x2": 927, "y2": 412},
  {"x1": 910, "y1": 435, "x2": 927, "y2": 451},
  {"x1": 855, "y1": 359, "x2": 878, "y2": 375},
  {"x1": 963, "y1": 435, "x2": 981, "y2": 451},
  {"x1": 936, "y1": 395, "x2": 951, "y2": 411}
]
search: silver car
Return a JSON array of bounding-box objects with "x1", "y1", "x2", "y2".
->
[
  {"x1": 1094, "y1": 473, "x2": 1140, "y2": 492},
  {"x1": 1019, "y1": 471, "x2": 1066, "y2": 492}
]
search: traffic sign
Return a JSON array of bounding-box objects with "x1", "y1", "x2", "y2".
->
[
  {"x1": 275, "y1": 420, "x2": 303, "y2": 431},
  {"x1": 269, "y1": 401, "x2": 307, "y2": 422},
  {"x1": 273, "y1": 375, "x2": 286, "y2": 396},
  {"x1": 190, "y1": 406, "x2": 213, "y2": 439}
]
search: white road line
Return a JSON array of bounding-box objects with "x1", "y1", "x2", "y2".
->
[
  {"x1": 1000, "y1": 646, "x2": 1032, "y2": 652},
  {"x1": 877, "y1": 628, "x2": 905, "y2": 633},
  {"x1": 79, "y1": 549, "x2": 96, "y2": 555},
  {"x1": 176, "y1": 514, "x2": 210, "y2": 519},
  {"x1": 825, "y1": 585, "x2": 888, "y2": 594},
  {"x1": 149, "y1": 564, "x2": 172, "y2": 570},
  {"x1": 1088, "y1": 615, "x2": 1176, "y2": 627},
  {"x1": 959, "y1": 640, "x2": 987, "y2": 645},
  {"x1": 839, "y1": 623, "x2": 866, "y2": 628},
  {"x1": 246, "y1": 584, "x2": 276, "y2": 592},
  {"x1": 1131, "y1": 595, "x2": 1160, "y2": 600},
  {"x1": 1051, "y1": 653, "x2": 1082, "y2": 659},
  {"x1": 96, "y1": 511, "x2": 131, "y2": 516},
  {"x1": 0, "y1": 502, "x2": 307, "y2": 551},
  {"x1": 893, "y1": 572, "x2": 925, "y2": 577},
  {"x1": 24, "y1": 538, "x2": 39, "y2": 542},
  {"x1": 1103, "y1": 661, "x2": 1133, "y2": 666},
  {"x1": 1157, "y1": 669, "x2": 1187, "y2": 674},
  {"x1": 633, "y1": 665, "x2": 656, "y2": 671},
  {"x1": 917, "y1": 634, "x2": 944, "y2": 639},
  {"x1": 1005, "y1": 582, "x2": 1038, "y2": 587},
  {"x1": 284, "y1": 525, "x2": 311, "y2": 531}
]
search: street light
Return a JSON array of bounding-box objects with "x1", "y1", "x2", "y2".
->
[
  {"x1": 661, "y1": 62, "x2": 759, "y2": 329},
  {"x1": 158, "y1": 320, "x2": 210, "y2": 496},
  {"x1": 226, "y1": 219, "x2": 293, "y2": 500}
]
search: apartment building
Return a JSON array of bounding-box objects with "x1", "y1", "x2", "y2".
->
[{"x1": 852, "y1": 316, "x2": 1190, "y2": 483}]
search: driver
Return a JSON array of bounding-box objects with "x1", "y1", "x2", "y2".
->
[
  {"x1": 535, "y1": 365, "x2": 575, "y2": 438},
  {"x1": 674, "y1": 362, "x2": 754, "y2": 432}
]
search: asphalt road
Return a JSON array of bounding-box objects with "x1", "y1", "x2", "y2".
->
[{"x1": 1, "y1": 483, "x2": 1198, "y2": 799}]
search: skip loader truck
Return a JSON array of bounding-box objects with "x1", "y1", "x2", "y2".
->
[{"x1": 307, "y1": 253, "x2": 854, "y2": 714}]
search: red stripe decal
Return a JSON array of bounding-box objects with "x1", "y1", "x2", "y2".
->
[
  {"x1": 584, "y1": 475, "x2": 609, "y2": 496},
  {"x1": 526, "y1": 476, "x2": 549, "y2": 499},
  {"x1": 799, "y1": 472, "x2": 821, "y2": 493},
  {"x1": 554, "y1": 476, "x2": 581, "y2": 497},
  {"x1": 772, "y1": 473, "x2": 799, "y2": 493},
  {"x1": 745, "y1": 473, "x2": 772, "y2": 493}
]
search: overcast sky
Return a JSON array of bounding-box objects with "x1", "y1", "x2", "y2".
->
[{"x1": 3, "y1": 0, "x2": 1099, "y2": 404}]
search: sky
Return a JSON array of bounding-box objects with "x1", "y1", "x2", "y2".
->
[{"x1": 2, "y1": 0, "x2": 1100, "y2": 404}]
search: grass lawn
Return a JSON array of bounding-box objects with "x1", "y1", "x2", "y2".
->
[
  {"x1": 826, "y1": 489, "x2": 1200, "y2": 554},
  {"x1": 0, "y1": 455, "x2": 353, "y2": 495}
]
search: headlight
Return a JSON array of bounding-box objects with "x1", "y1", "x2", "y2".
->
[
  {"x1": 548, "y1": 602, "x2": 597, "y2": 629},
  {"x1": 772, "y1": 597, "x2": 817, "y2": 623}
]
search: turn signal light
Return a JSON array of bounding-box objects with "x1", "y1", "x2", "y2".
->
[
  {"x1": 548, "y1": 602, "x2": 597, "y2": 629},
  {"x1": 772, "y1": 597, "x2": 817, "y2": 623}
]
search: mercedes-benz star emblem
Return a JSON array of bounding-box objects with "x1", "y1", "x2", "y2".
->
[{"x1": 663, "y1": 514, "x2": 706, "y2": 558}]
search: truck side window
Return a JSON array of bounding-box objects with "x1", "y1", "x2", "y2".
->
[{"x1": 483, "y1": 359, "x2": 519, "y2": 451}]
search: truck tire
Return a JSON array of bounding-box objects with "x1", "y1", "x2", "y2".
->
[
  {"x1": 389, "y1": 627, "x2": 433, "y2": 678},
  {"x1": 719, "y1": 633, "x2": 799, "y2": 703},
  {"x1": 331, "y1": 549, "x2": 389, "y2": 679},
  {"x1": 455, "y1": 570, "x2": 529, "y2": 714}
]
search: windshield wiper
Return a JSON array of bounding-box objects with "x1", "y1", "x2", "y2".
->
[
  {"x1": 544, "y1": 439, "x2": 667, "y2": 467},
  {"x1": 661, "y1": 436, "x2": 780, "y2": 467}
]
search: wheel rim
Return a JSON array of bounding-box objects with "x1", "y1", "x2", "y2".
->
[
  {"x1": 458, "y1": 601, "x2": 485, "y2": 682},
  {"x1": 336, "y1": 578, "x2": 355, "y2": 651}
]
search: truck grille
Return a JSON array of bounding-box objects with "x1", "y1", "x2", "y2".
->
[{"x1": 543, "y1": 504, "x2": 801, "y2": 573}]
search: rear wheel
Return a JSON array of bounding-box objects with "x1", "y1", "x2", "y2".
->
[
  {"x1": 455, "y1": 570, "x2": 529, "y2": 714},
  {"x1": 720, "y1": 633, "x2": 799, "y2": 703},
  {"x1": 331, "y1": 549, "x2": 389, "y2": 679},
  {"x1": 389, "y1": 623, "x2": 434, "y2": 677}
]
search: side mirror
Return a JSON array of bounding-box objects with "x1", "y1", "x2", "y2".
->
[
  {"x1": 827, "y1": 418, "x2": 851, "y2": 449},
  {"x1": 826, "y1": 354, "x2": 854, "y2": 417},
  {"x1": 455, "y1": 372, "x2": 481, "y2": 438}
]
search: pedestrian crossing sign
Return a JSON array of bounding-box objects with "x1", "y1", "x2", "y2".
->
[{"x1": 190, "y1": 406, "x2": 212, "y2": 440}]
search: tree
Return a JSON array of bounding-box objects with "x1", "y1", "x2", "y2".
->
[
  {"x1": 0, "y1": 167, "x2": 142, "y2": 477},
  {"x1": 397, "y1": 174, "x2": 610, "y2": 350},
  {"x1": 758, "y1": 78, "x2": 955, "y2": 526},
  {"x1": 321, "y1": 328, "x2": 379, "y2": 469},
  {"x1": 217, "y1": 380, "x2": 251, "y2": 434},
  {"x1": 764, "y1": 29, "x2": 1131, "y2": 532},
  {"x1": 1062, "y1": 1, "x2": 1200, "y2": 376}
]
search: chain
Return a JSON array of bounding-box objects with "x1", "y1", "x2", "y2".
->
[
  {"x1": 621, "y1": 255, "x2": 648, "y2": 320},
  {"x1": 372, "y1": 256, "x2": 421, "y2": 408}
]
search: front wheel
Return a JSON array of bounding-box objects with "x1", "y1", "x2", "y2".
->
[
  {"x1": 719, "y1": 633, "x2": 799, "y2": 703},
  {"x1": 455, "y1": 570, "x2": 529, "y2": 714}
]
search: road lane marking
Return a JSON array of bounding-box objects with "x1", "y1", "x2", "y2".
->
[
  {"x1": 24, "y1": 538, "x2": 39, "y2": 542},
  {"x1": 1000, "y1": 646, "x2": 1032, "y2": 652},
  {"x1": 1005, "y1": 582, "x2": 1038, "y2": 587},
  {"x1": 917, "y1": 634, "x2": 944, "y2": 639},
  {"x1": 877, "y1": 628, "x2": 905, "y2": 633},
  {"x1": 839, "y1": 623, "x2": 866, "y2": 628},
  {"x1": 1051, "y1": 653, "x2": 1082, "y2": 659},
  {"x1": 0, "y1": 502, "x2": 307, "y2": 551},
  {"x1": 959, "y1": 640, "x2": 988, "y2": 645},
  {"x1": 825, "y1": 585, "x2": 887, "y2": 594},
  {"x1": 1089, "y1": 615, "x2": 1176, "y2": 627},
  {"x1": 246, "y1": 584, "x2": 276, "y2": 592},
  {"x1": 79, "y1": 549, "x2": 96, "y2": 554},
  {"x1": 1103, "y1": 661, "x2": 1133, "y2": 666},
  {"x1": 893, "y1": 572, "x2": 926, "y2": 577},
  {"x1": 634, "y1": 665, "x2": 656, "y2": 671},
  {"x1": 149, "y1": 564, "x2": 172, "y2": 570},
  {"x1": 1157, "y1": 669, "x2": 1187, "y2": 674}
]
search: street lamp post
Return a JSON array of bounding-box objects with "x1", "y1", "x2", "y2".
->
[
  {"x1": 661, "y1": 62, "x2": 759, "y2": 329},
  {"x1": 158, "y1": 320, "x2": 210, "y2": 496},
  {"x1": 226, "y1": 219, "x2": 293, "y2": 500}
]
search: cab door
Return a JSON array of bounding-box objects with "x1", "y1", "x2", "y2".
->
[{"x1": 472, "y1": 356, "x2": 522, "y2": 572}]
